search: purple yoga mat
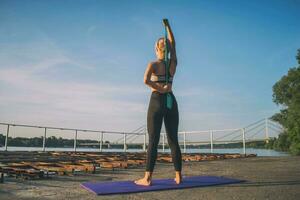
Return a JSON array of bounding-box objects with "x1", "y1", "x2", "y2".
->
[{"x1": 81, "y1": 175, "x2": 244, "y2": 195}]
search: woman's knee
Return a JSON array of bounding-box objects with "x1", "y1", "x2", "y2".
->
[
  {"x1": 166, "y1": 135, "x2": 179, "y2": 146},
  {"x1": 168, "y1": 142, "x2": 181, "y2": 151},
  {"x1": 148, "y1": 137, "x2": 160, "y2": 148}
]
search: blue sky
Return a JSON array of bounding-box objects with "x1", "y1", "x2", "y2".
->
[{"x1": 0, "y1": 0, "x2": 299, "y2": 138}]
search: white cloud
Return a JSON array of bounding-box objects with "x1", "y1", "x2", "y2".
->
[{"x1": 0, "y1": 64, "x2": 147, "y2": 126}]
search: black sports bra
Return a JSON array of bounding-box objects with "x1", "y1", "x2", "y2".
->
[
  {"x1": 151, "y1": 74, "x2": 173, "y2": 83},
  {"x1": 151, "y1": 59, "x2": 174, "y2": 83}
]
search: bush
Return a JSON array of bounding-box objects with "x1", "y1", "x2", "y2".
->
[
  {"x1": 289, "y1": 142, "x2": 300, "y2": 155},
  {"x1": 274, "y1": 132, "x2": 290, "y2": 151}
]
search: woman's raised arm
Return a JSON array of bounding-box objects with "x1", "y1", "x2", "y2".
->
[{"x1": 163, "y1": 19, "x2": 177, "y2": 75}]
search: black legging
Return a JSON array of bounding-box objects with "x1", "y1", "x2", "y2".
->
[{"x1": 146, "y1": 91, "x2": 182, "y2": 172}]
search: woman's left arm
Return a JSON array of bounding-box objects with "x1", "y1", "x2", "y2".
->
[{"x1": 163, "y1": 19, "x2": 177, "y2": 76}]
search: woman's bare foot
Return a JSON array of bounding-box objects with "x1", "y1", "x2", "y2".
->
[
  {"x1": 134, "y1": 177, "x2": 152, "y2": 186},
  {"x1": 174, "y1": 177, "x2": 182, "y2": 184},
  {"x1": 174, "y1": 171, "x2": 182, "y2": 184},
  {"x1": 134, "y1": 171, "x2": 152, "y2": 186}
]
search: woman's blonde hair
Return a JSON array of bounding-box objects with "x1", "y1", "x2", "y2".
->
[{"x1": 155, "y1": 37, "x2": 165, "y2": 52}]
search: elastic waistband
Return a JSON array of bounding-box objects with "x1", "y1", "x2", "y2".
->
[{"x1": 152, "y1": 91, "x2": 174, "y2": 96}]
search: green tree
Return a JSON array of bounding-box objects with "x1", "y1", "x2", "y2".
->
[{"x1": 272, "y1": 49, "x2": 300, "y2": 155}]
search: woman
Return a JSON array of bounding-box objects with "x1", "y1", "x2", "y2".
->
[{"x1": 134, "y1": 19, "x2": 182, "y2": 186}]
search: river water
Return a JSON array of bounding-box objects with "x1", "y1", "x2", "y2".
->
[{"x1": 0, "y1": 147, "x2": 289, "y2": 156}]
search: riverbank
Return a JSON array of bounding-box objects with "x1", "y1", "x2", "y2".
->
[{"x1": 0, "y1": 156, "x2": 299, "y2": 200}]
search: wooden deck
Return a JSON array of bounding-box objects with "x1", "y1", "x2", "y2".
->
[{"x1": 0, "y1": 151, "x2": 256, "y2": 182}]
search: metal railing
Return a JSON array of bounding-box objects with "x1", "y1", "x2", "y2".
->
[
  {"x1": 0, "y1": 118, "x2": 283, "y2": 154},
  {"x1": 0, "y1": 122, "x2": 146, "y2": 153}
]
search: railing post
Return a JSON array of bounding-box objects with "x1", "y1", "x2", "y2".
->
[
  {"x1": 210, "y1": 130, "x2": 213, "y2": 153},
  {"x1": 4, "y1": 125, "x2": 10, "y2": 151},
  {"x1": 74, "y1": 130, "x2": 77, "y2": 152},
  {"x1": 242, "y1": 128, "x2": 246, "y2": 155},
  {"x1": 123, "y1": 133, "x2": 126, "y2": 152},
  {"x1": 162, "y1": 133, "x2": 165, "y2": 152},
  {"x1": 99, "y1": 131, "x2": 103, "y2": 152},
  {"x1": 42, "y1": 128, "x2": 47, "y2": 152},
  {"x1": 183, "y1": 132, "x2": 186, "y2": 153},
  {"x1": 265, "y1": 118, "x2": 269, "y2": 143}
]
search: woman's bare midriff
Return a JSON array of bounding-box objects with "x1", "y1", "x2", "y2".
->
[{"x1": 151, "y1": 82, "x2": 173, "y2": 94}]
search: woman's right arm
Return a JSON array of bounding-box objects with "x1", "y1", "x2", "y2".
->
[{"x1": 144, "y1": 62, "x2": 170, "y2": 93}]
